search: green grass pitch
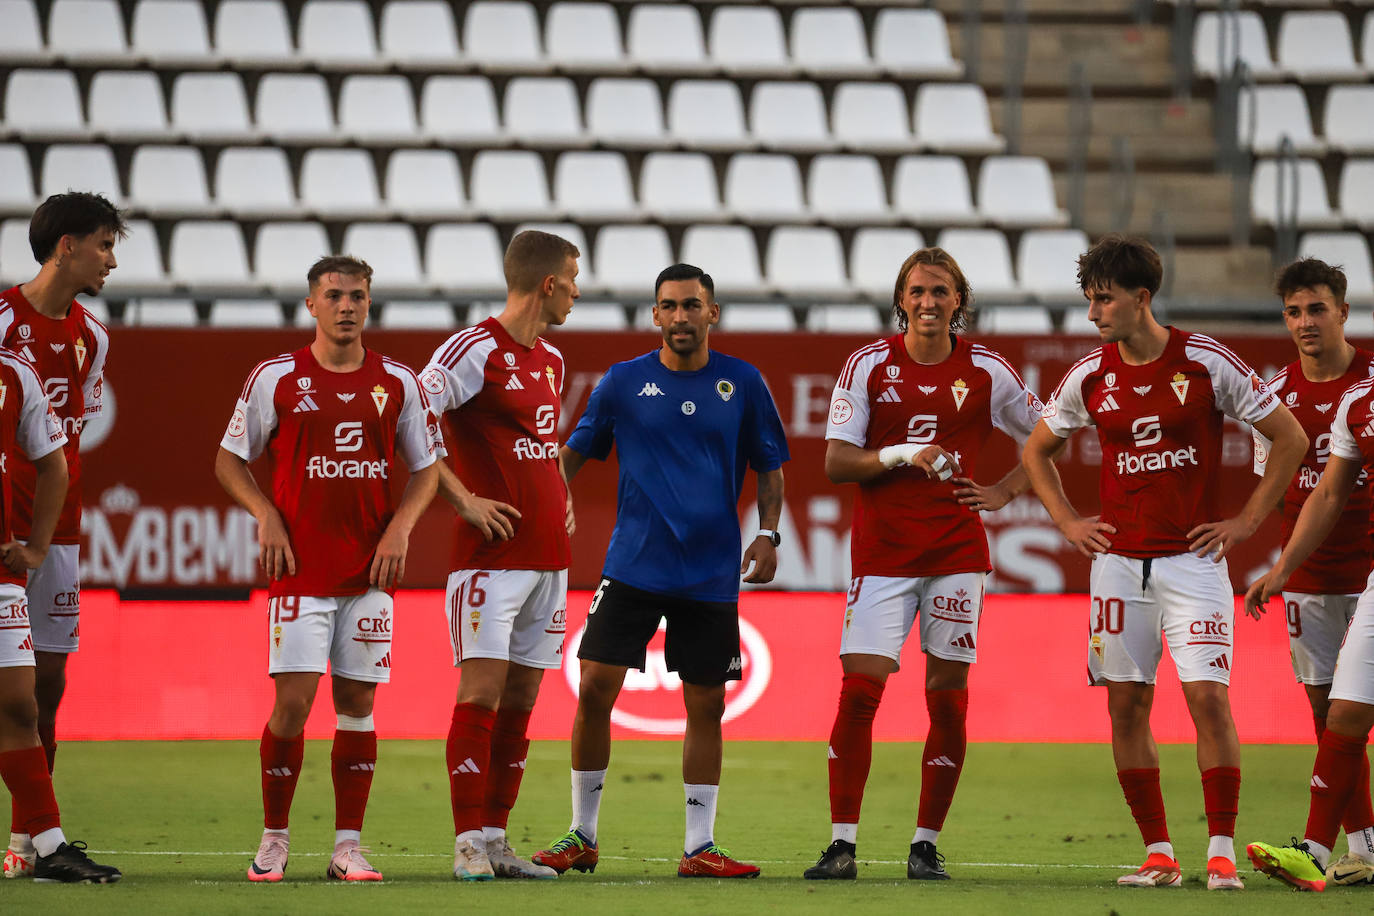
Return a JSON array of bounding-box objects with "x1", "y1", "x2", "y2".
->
[{"x1": 1, "y1": 739, "x2": 1363, "y2": 913}]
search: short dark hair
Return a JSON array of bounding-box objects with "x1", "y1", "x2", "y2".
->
[
  {"x1": 308, "y1": 255, "x2": 373, "y2": 290},
  {"x1": 892, "y1": 247, "x2": 972, "y2": 333},
  {"x1": 504, "y1": 230, "x2": 580, "y2": 293},
  {"x1": 654, "y1": 263, "x2": 715, "y2": 301},
  {"x1": 1275, "y1": 257, "x2": 1347, "y2": 304},
  {"x1": 28, "y1": 192, "x2": 128, "y2": 263},
  {"x1": 1076, "y1": 234, "x2": 1163, "y2": 296}
]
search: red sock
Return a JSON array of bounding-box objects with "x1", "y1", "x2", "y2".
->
[
  {"x1": 1310, "y1": 714, "x2": 1373, "y2": 834},
  {"x1": 1306, "y1": 728, "x2": 1368, "y2": 850},
  {"x1": 826, "y1": 673, "x2": 885, "y2": 823},
  {"x1": 1314, "y1": 713, "x2": 1327, "y2": 742},
  {"x1": 1201, "y1": 766, "x2": 1240, "y2": 838},
  {"x1": 1118, "y1": 768, "x2": 1170, "y2": 846},
  {"x1": 0, "y1": 746, "x2": 60, "y2": 836},
  {"x1": 331, "y1": 729, "x2": 377, "y2": 833},
  {"x1": 916, "y1": 687, "x2": 969, "y2": 832},
  {"x1": 447, "y1": 702, "x2": 495, "y2": 835},
  {"x1": 260, "y1": 724, "x2": 305, "y2": 831},
  {"x1": 482, "y1": 707, "x2": 532, "y2": 830}
]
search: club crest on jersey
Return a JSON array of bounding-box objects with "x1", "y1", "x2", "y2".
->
[
  {"x1": 273, "y1": 625, "x2": 283, "y2": 651},
  {"x1": 716, "y1": 379, "x2": 735, "y2": 402},
  {"x1": 1170, "y1": 372, "x2": 1190, "y2": 405},
  {"x1": 844, "y1": 607, "x2": 853, "y2": 631},
  {"x1": 885, "y1": 365, "x2": 900, "y2": 380},
  {"x1": 918, "y1": 385, "x2": 936, "y2": 395},
  {"x1": 370, "y1": 384, "x2": 389, "y2": 416},
  {"x1": 469, "y1": 609, "x2": 481, "y2": 635},
  {"x1": 545, "y1": 365, "x2": 558, "y2": 394},
  {"x1": 503, "y1": 352, "x2": 516, "y2": 368},
  {"x1": 951, "y1": 379, "x2": 969, "y2": 411},
  {"x1": 1091, "y1": 634, "x2": 1103, "y2": 660},
  {"x1": 1286, "y1": 391, "x2": 1298, "y2": 407},
  {"x1": 74, "y1": 338, "x2": 86, "y2": 369}
]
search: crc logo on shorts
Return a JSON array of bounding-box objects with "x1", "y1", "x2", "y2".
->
[
  {"x1": 0, "y1": 599, "x2": 28, "y2": 624},
  {"x1": 44, "y1": 377, "x2": 69, "y2": 409},
  {"x1": 930, "y1": 588, "x2": 975, "y2": 620},
  {"x1": 420, "y1": 367, "x2": 446, "y2": 396},
  {"x1": 1189, "y1": 611, "x2": 1230, "y2": 642},
  {"x1": 830, "y1": 397, "x2": 853, "y2": 425},
  {"x1": 545, "y1": 606, "x2": 567, "y2": 636},
  {"x1": 353, "y1": 608, "x2": 391, "y2": 644},
  {"x1": 335, "y1": 421, "x2": 364, "y2": 453},
  {"x1": 563, "y1": 615, "x2": 772, "y2": 736},
  {"x1": 906, "y1": 414, "x2": 938, "y2": 444}
]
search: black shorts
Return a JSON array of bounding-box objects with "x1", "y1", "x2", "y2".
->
[{"x1": 577, "y1": 577, "x2": 742, "y2": 686}]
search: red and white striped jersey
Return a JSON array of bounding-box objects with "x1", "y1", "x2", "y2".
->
[
  {"x1": 1043, "y1": 327, "x2": 1279, "y2": 558},
  {"x1": 0, "y1": 349, "x2": 67, "y2": 587},
  {"x1": 1330, "y1": 378, "x2": 1374, "y2": 495},
  {"x1": 420, "y1": 317, "x2": 570, "y2": 572},
  {"x1": 0, "y1": 286, "x2": 108, "y2": 544},
  {"x1": 220, "y1": 346, "x2": 437, "y2": 598},
  {"x1": 1254, "y1": 351, "x2": 1374, "y2": 594},
  {"x1": 826, "y1": 333, "x2": 1042, "y2": 578}
]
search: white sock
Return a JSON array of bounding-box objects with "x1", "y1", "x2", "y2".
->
[
  {"x1": 263, "y1": 827, "x2": 288, "y2": 839},
  {"x1": 32, "y1": 827, "x2": 64, "y2": 858},
  {"x1": 1145, "y1": 841, "x2": 1175, "y2": 860},
  {"x1": 1348, "y1": 826, "x2": 1374, "y2": 861},
  {"x1": 335, "y1": 829, "x2": 361, "y2": 847},
  {"x1": 1206, "y1": 835, "x2": 1235, "y2": 862},
  {"x1": 913, "y1": 827, "x2": 939, "y2": 846},
  {"x1": 336, "y1": 714, "x2": 374, "y2": 731},
  {"x1": 482, "y1": 826, "x2": 505, "y2": 847},
  {"x1": 457, "y1": 828, "x2": 484, "y2": 846},
  {"x1": 8, "y1": 832, "x2": 32, "y2": 853},
  {"x1": 571, "y1": 769, "x2": 607, "y2": 843},
  {"x1": 831, "y1": 823, "x2": 858, "y2": 845},
  {"x1": 684, "y1": 783, "x2": 719, "y2": 855},
  {"x1": 1303, "y1": 837, "x2": 1332, "y2": 871}
]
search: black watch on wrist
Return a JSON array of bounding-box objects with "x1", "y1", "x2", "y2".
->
[{"x1": 757, "y1": 528, "x2": 781, "y2": 547}]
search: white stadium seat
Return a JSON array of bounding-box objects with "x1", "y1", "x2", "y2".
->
[
  {"x1": 124, "y1": 298, "x2": 198, "y2": 326},
  {"x1": 168, "y1": 220, "x2": 252, "y2": 290},
  {"x1": 0, "y1": 145, "x2": 35, "y2": 212},
  {"x1": 1340, "y1": 159, "x2": 1374, "y2": 229},
  {"x1": 87, "y1": 71, "x2": 170, "y2": 141},
  {"x1": 338, "y1": 75, "x2": 418, "y2": 145},
  {"x1": 1192, "y1": 11, "x2": 1280, "y2": 80},
  {"x1": 790, "y1": 7, "x2": 875, "y2": 77},
  {"x1": 1277, "y1": 11, "x2": 1362, "y2": 81},
  {"x1": 914, "y1": 83, "x2": 1006, "y2": 154},
  {"x1": 667, "y1": 80, "x2": 748, "y2": 150},
  {"x1": 426, "y1": 223, "x2": 508, "y2": 295},
  {"x1": 977, "y1": 156, "x2": 1069, "y2": 228},
  {"x1": 723, "y1": 154, "x2": 807, "y2": 222},
  {"x1": 171, "y1": 73, "x2": 257, "y2": 143},
  {"x1": 626, "y1": 3, "x2": 709, "y2": 73},
  {"x1": 298, "y1": 0, "x2": 382, "y2": 70},
  {"x1": 850, "y1": 226, "x2": 924, "y2": 300},
  {"x1": 832, "y1": 82, "x2": 914, "y2": 154},
  {"x1": 750, "y1": 81, "x2": 835, "y2": 151},
  {"x1": 1237, "y1": 85, "x2": 1324, "y2": 155},
  {"x1": 129, "y1": 146, "x2": 214, "y2": 216},
  {"x1": 806, "y1": 304, "x2": 883, "y2": 333},
  {"x1": 385, "y1": 149, "x2": 466, "y2": 219},
  {"x1": 420, "y1": 76, "x2": 505, "y2": 145},
  {"x1": 110, "y1": 218, "x2": 172, "y2": 292},
  {"x1": 463, "y1": 0, "x2": 547, "y2": 71},
  {"x1": 49, "y1": 0, "x2": 130, "y2": 64},
  {"x1": 340, "y1": 223, "x2": 427, "y2": 295},
  {"x1": 681, "y1": 225, "x2": 768, "y2": 298},
  {"x1": 255, "y1": 74, "x2": 337, "y2": 144},
  {"x1": 708, "y1": 5, "x2": 791, "y2": 76},
  {"x1": 553, "y1": 152, "x2": 640, "y2": 221},
  {"x1": 215, "y1": 147, "x2": 297, "y2": 218},
  {"x1": 586, "y1": 78, "x2": 665, "y2": 148},
  {"x1": 892, "y1": 155, "x2": 978, "y2": 225},
  {"x1": 503, "y1": 77, "x2": 589, "y2": 147},
  {"x1": 213, "y1": 0, "x2": 298, "y2": 67},
  {"x1": 0, "y1": 0, "x2": 49, "y2": 64},
  {"x1": 469, "y1": 150, "x2": 553, "y2": 221},
  {"x1": 1299, "y1": 232, "x2": 1374, "y2": 305},
  {"x1": 808, "y1": 154, "x2": 892, "y2": 225},
  {"x1": 512, "y1": 221, "x2": 596, "y2": 290},
  {"x1": 545, "y1": 1, "x2": 628, "y2": 72},
  {"x1": 1324, "y1": 86, "x2": 1374, "y2": 154},
  {"x1": 934, "y1": 228, "x2": 1021, "y2": 301},
  {"x1": 978, "y1": 306, "x2": 1054, "y2": 334},
  {"x1": 379, "y1": 0, "x2": 461, "y2": 68},
  {"x1": 559, "y1": 302, "x2": 627, "y2": 331},
  {"x1": 872, "y1": 9, "x2": 961, "y2": 78},
  {"x1": 254, "y1": 221, "x2": 331, "y2": 293},
  {"x1": 1251, "y1": 158, "x2": 1342, "y2": 228},
  {"x1": 1017, "y1": 228, "x2": 1089, "y2": 301},
  {"x1": 4, "y1": 69, "x2": 85, "y2": 140},
  {"x1": 718, "y1": 304, "x2": 795, "y2": 332},
  {"x1": 379, "y1": 301, "x2": 456, "y2": 329},
  {"x1": 131, "y1": 0, "x2": 215, "y2": 67},
  {"x1": 41, "y1": 144, "x2": 122, "y2": 203},
  {"x1": 765, "y1": 226, "x2": 853, "y2": 299},
  {"x1": 0, "y1": 219, "x2": 32, "y2": 284},
  {"x1": 593, "y1": 224, "x2": 673, "y2": 297},
  {"x1": 640, "y1": 152, "x2": 726, "y2": 222},
  {"x1": 299, "y1": 148, "x2": 383, "y2": 218},
  {"x1": 208, "y1": 299, "x2": 285, "y2": 327}
]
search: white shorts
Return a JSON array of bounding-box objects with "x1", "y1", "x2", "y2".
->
[
  {"x1": 267, "y1": 590, "x2": 394, "y2": 684},
  {"x1": 1283, "y1": 591, "x2": 1359, "y2": 686},
  {"x1": 27, "y1": 543, "x2": 79, "y2": 654},
  {"x1": 1331, "y1": 586, "x2": 1374, "y2": 705},
  {"x1": 839, "y1": 572, "x2": 985, "y2": 668},
  {"x1": 0, "y1": 585, "x2": 33, "y2": 669},
  {"x1": 446, "y1": 568, "x2": 567, "y2": 670},
  {"x1": 1088, "y1": 552, "x2": 1235, "y2": 686}
]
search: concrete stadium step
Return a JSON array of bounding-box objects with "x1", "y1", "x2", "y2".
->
[
  {"x1": 1052, "y1": 172, "x2": 1239, "y2": 242},
  {"x1": 948, "y1": 23, "x2": 1175, "y2": 92},
  {"x1": 931, "y1": 0, "x2": 1144, "y2": 19},
  {"x1": 989, "y1": 97, "x2": 1217, "y2": 167}
]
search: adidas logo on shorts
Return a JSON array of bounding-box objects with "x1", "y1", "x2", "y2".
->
[
  {"x1": 375, "y1": 652, "x2": 391, "y2": 668},
  {"x1": 17, "y1": 635, "x2": 32, "y2": 651},
  {"x1": 1209, "y1": 654, "x2": 1230, "y2": 671},
  {"x1": 949, "y1": 633, "x2": 976, "y2": 650}
]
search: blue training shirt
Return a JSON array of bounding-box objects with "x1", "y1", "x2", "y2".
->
[{"x1": 566, "y1": 350, "x2": 790, "y2": 602}]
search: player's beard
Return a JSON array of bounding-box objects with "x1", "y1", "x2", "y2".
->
[{"x1": 664, "y1": 325, "x2": 701, "y2": 355}]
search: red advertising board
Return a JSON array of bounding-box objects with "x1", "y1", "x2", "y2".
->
[{"x1": 78, "y1": 329, "x2": 1329, "y2": 594}]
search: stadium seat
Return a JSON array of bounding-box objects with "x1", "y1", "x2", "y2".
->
[
  {"x1": 378, "y1": 301, "x2": 456, "y2": 329},
  {"x1": 1340, "y1": 159, "x2": 1374, "y2": 229},
  {"x1": 0, "y1": 145, "x2": 35, "y2": 212},
  {"x1": 1277, "y1": 11, "x2": 1362, "y2": 81},
  {"x1": 111, "y1": 218, "x2": 172, "y2": 292},
  {"x1": 255, "y1": 74, "x2": 338, "y2": 144},
  {"x1": 503, "y1": 77, "x2": 589, "y2": 147},
  {"x1": 385, "y1": 149, "x2": 466, "y2": 219},
  {"x1": 892, "y1": 155, "x2": 978, "y2": 225},
  {"x1": 667, "y1": 80, "x2": 749, "y2": 150},
  {"x1": 546, "y1": 1, "x2": 627, "y2": 71},
  {"x1": 934, "y1": 228, "x2": 1021, "y2": 300},
  {"x1": 707, "y1": 5, "x2": 791, "y2": 76},
  {"x1": 425, "y1": 223, "x2": 508, "y2": 295},
  {"x1": 340, "y1": 223, "x2": 426, "y2": 295},
  {"x1": 850, "y1": 226, "x2": 924, "y2": 300},
  {"x1": 213, "y1": 0, "x2": 298, "y2": 68},
  {"x1": 208, "y1": 299, "x2": 285, "y2": 327},
  {"x1": 914, "y1": 83, "x2": 1006, "y2": 153},
  {"x1": 171, "y1": 73, "x2": 257, "y2": 143},
  {"x1": 872, "y1": 8, "x2": 961, "y2": 78},
  {"x1": 1299, "y1": 233, "x2": 1374, "y2": 305},
  {"x1": 832, "y1": 82, "x2": 914, "y2": 154},
  {"x1": 553, "y1": 152, "x2": 640, "y2": 221},
  {"x1": 1250, "y1": 158, "x2": 1341, "y2": 228},
  {"x1": 724, "y1": 154, "x2": 807, "y2": 222},
  {"x1": 1192, "y1": 10, "x2": 1280, "y2": 80},
  {"x1": 0, "y1": 219, "x2": 32, "y2": 284},
  {"x1": 87, "y1": 71, "x2": 170, "y2": 141},
  {"x1": 1237, "y1": 85, "x2": 1324, "y2": 155},
  {"x1": 593, "y1": 224, "x2": 673, "y2": 297},
  {"x1": 750, "y1": 81, "x2": 835, "y2": 151},
  {"x1": 586, "y1": 78, "x2": 665, "y2": 148},
  {"x1": 48, "y1": 0, "x2": 130, "y2": 64},
  {"x1": 463, "y1": 0, "x2": 547, "y2": 71},
  {"x1": 808, "y1": 154, "x2": 892, "y2": 225},
  {"x1": 75, "y1": 295, "x2": 108, "y2": 322},
  {"x1": 254, "y1": 221, "x2": 331, "y2": 293},
  {"x1": 790, "y1": 7, "x2": 876, "y2": 77},
  {"x1": 4, "y1": 69, "x2": 85, "y2": 140},
  {"x1": 640, "y1": 152, "x2": 725, "y2": 222},
  {"x1": 469, "y1": 150, "x2": 553, "y2": 220},
  {"x1": 806, "y1": 303, "x2": 883, "y2": 333},
  {"x1": 765, "y1": 226, "x2": 853, "y2": 299},
  {"x1": 129, "y1": 146, "x2": 214, "y2": 216},
  {"x1": 300, "y1": 149, "x2": 383, "y2": 219},
  {"x1": 1017, "y1": 228, "x2": 1089, "y2": 302},
  {"x1": 299, "y1": 0, "x2": 382, "y2": 70},
  {"x1": 1061, "y1": 307, "x2": 1098, "y2": 335},
  {"x1": 123, "y1": 298, "x2": 198, "y2": 326},
  {"x1": 559, "y1": 302, "x2": 628, "y2": 331},
  {"x1": 978, "y1": 306, "x2": 1054, "y2": 334},
  {"x1": 131, "y1": 0, "x2": 215, "y2": 67},
  {"x1": 977, "y1": 156, "x2": 1069, "y2": 228},
  {"x1": 0, "y1": 0, "x2": 49, "y2": 64},
  {"x1": 338, "y1": 75, "x2": 419, "y2": 145},
  {"x1": 681, "y1": 225, "x2": 768, "y2": 297},
  {"x1": 379, "y1": 0, "x2": 461, "y2": 68},
  {"x1": 215, "y1": 147, "x2": 297, "y2": 218},
  {"x1": 719, "y1": 304, "x2": 795, "y2": 332},
  {"x1": 168, "y1": 220, "x2": 252, "y2": 290},
  {"x1": 626, "y1": 3, "x2": 709, "y2": 73},
  {"x1": 41, "y1": 144, "x2": 121, "y2": 203},
  {"x1": 1363, "y1": 12, "x2": 1374, "y2": 70},
  {"x1": 420, "y1": 76, "x2": 505, "y2": 145},
  {"x1": 1324, "y1": 85, "x2": 1374, "y2": 154}
]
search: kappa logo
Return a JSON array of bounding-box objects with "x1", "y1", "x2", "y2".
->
[
  {"x1": 293, "y1": 395, "x2": 320, "y2": 413},
  {"x1": 926, "y1": 756, "x2": 958, "y2": 767},
  {"x1": 949, "y1": 633, "x2": 976, "y2": 650},
  {"x1": 451, "y1": 757, "x2": 481, "y2": 775},
  {"x1": 337, "y1": 392, "x2": 356, "y2": 403},
  {"x1": 918, "y1": 385, "x2": 937, "y2": 395},
  {"x1": 1316, "y1": 402, "x2": 1332, "y2": 413},
  {"x1": 727, "y1": 656, "x2": 742, "y2": 672},
  {"x1": 638, "y1": 382, "x2": 665, "y2": 397},
  {"x1": 687, "y1": 798, "x2": 706, "y2": 807},
  {"x1": 1098, "y1": 394, "x2": 1120, "y2": 413},
  {"x1": 1133, "y1": 385, "x2": 1151, "y2": 396},
  {"x1": 876, "y1": 387, "x2": 902, "y2": 403},
  {"x1": 374, "y1": 651, "x2": 391, "y2": 668},
  {"x1": 1209, "y1": 654, "x2": 1231, "y2": 671},
  {"x1": 505, "y1": 374, "x2": 525, "y2": 391}
]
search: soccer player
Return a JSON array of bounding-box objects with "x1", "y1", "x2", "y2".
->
[
  {"x1": 2, "y1": 192, "x2": 120, "y2": 879},
  {"x1": 1022, "y1": 235, "x2": 1306, "y2": 890},
  {"x1": 1245, "y1": 373, "x2": 1374, "y2": 892},
  {"x1": 216, "y1": 256, "x2": 439, "y2": 883},
  {"x1": 419, "y1": 230, "x2": 579, "y2": 881},
  {"x1": 1250, "y1": 257, "x2": 1374, "y2": 886},
  {"x1": 804, "y1": 247, "x2": 1043, "y2": 881},
  {"x1": 532, "y1": 263, "x2": 789, "y2": 879}
]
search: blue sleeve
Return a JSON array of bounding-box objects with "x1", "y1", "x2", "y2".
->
[
  {"x1": 565, "y1": 366, "x2": 616, "y2": 460},
  {"x1": 745, "y1": 368, "x2": 789, "y2": 472}
]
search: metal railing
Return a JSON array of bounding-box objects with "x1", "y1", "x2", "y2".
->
[
  {"x1": 1272, "y1": 134, "x2": 1299, "y2": 266},
  {"x1": 1066, "y1": 61, "x2": 1091, "y2": 230},
  {"x1": 1002, "y1": 0, "x2": 1028, "y2": 156}
]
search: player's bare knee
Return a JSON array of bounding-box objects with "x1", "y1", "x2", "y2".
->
[
  {"x1": 577, "y1": 667, "x2": 624, "y2": 715},
  {"x1": 331, "y1": 677, "x2": 376, "y2": 718},
  {"x1": 683, "y1": 684, "x2": 726, "y2": 722},
  {"x1": 0, "y1": 692, "x2": 38, "y2": 732},
  {"x1": 924, "y1": 655, "x2": 970, "y2": 691},
  {"x1": 1327, "y1": 700, "x2": 1374, "y2": 738}
]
